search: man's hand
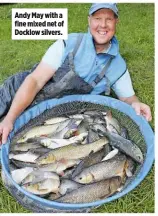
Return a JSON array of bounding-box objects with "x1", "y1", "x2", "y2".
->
[
  {"x1": 0, "y1": 118, "x2": 13, "y2": 145},
  {"x1": 119, "y1": 95, "x2": 152, "y2": 122},
  {"x1": 131, "y1": 102, "x2": 152, "y2": 122}
]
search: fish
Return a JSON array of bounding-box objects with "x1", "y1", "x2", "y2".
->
[
  {"x1": 35, "y1": 137, "x2": 109, "y2": 165},
  {"x1": 11, "y1": 159, "x2": 39, "y2": 168},
  {"x1": 73, "y1": 154, "x2": 127, "y2": 184},
  {"x1": 36, "y1": 159, "x2": 80, "y2": 175},
  {"x1": 102, "y1": 148, "x2": 119, "y2": 161},
  {"x1": 120, "y1": 127, "x2": 129, "y2": 139},
  {"x1": 9, "y1": 151, "x2": 40, "y2": 163},
  {"x1": 49, "y1": 118, "x2": 82, "y2": 139},
  {"x1": 17, "y1": 118, "x2": 73, "y2": 143},
  {"x1": 103, "y1": 110, "x2": 121, "y2": 134},
  {"x1": 84, "y1": 128, "x2": 100, "y2": 144},
  {"x1": 43, "y1": 117, "x2": 69, "y2": 125},
  {"x1": 125, "y1": 157, "x2": 136, "y2": 177},
  {"x1": 22, "y1": 178, "x2": 60, "y2": 195},
  {"x1": 29, "y1": 147, "x2": 51, "y2": 155},
  {"x1": 17, "y1": 124, "x2": 60, "y2": 143},
  {"x1": 68, "y1": 114, "x2": 85, "y2": 119},
  {"x1": 55, "y1": 177, "x2": 122, "y2": 203},
  {"x1": 71, "y1": 148, "x2": 106, "y2": 179},
  {"x1": 47, "y1": 192, "x2": 61, "y2": 200},
  {"x1": 21, "y1": 171, "x2": 59, "y2": 185},
  {"x1": 59, "y1": 179, "x2": 82, "y2": 195},
  {"x1": 11, "y1": 167, "x2": 34, "y2": 184},
  {"x1": 10, "y1": 142, "x2": 42, "y2": 152},
  {"x1": 98, "y1": 131, "x2": 143, "y2": 164},
  {"x1": 90, "y1": 123, "x2": 107, "y2": 135},
  {"x1": 61, "y1": 167, "x2": 76, "y2": 179},
  {"x1": 33, "y1": 132, "x2": 88, "y2": 149}
]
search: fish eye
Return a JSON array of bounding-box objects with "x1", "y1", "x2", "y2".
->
[{"x1": 79, "y1": 177, "x2": 82, "y2": 180}]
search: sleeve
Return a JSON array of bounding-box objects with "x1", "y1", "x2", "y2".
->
[
  {"x1": 41, "y1": 39, "x2": 65, "y2": 70},
  {"x1": 111, "y1": 69, "x2": 135, "y2": 97}
]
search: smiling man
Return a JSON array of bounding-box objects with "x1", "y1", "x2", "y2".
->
[{"x1": 0, "y1": 3, "x2": 152, "y2": 145}]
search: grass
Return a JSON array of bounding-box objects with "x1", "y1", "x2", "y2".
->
[{"x1": 0, "y1": 3, "x2": 155, "y2": 213}]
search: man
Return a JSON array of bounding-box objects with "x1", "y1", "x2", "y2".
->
[{"x1": 0, "y1": 3, "x2": 152, "y2": 145}]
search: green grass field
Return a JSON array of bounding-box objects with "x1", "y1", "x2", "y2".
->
[{"x1": 0, "y1": 3, "x2": 155, "y2": 213}]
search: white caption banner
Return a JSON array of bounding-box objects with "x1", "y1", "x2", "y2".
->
[{"x1": 12, "y1": 8, "x2": 68, "y2": 40}]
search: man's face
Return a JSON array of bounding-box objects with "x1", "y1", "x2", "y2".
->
[{"x1": 88, "y1": 8, "x2": 118, "y2": 47}]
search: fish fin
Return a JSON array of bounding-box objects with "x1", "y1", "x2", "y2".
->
[
  {"x1": 125, "y1": 169, "x2": 133, "y2": 177},
  {"x1": 117, "y1": 186, "x2": 124, "y2": 192},
  {"x1": 88, "y1": 150, "x2": 94, "y2": 156},
  {"x1": 99, "y1": 192, "x2": 111, "y2": 200},
  {"x1": 59, "y1": 171, "x2": 65, "y2": 177},
  {"x1": 106, "y1": 110, "x2": 112, "y2": 118}
]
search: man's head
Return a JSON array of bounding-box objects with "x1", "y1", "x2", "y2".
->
[{"x1": 88, "y1": 3, "x2": 119, "y2": 51}]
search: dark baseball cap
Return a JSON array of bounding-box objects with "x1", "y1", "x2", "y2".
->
[{"x1": 89, "y1": 3, "x2": 119, "y2": 17}]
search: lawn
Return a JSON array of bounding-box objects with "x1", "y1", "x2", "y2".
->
[{"x1": 0, "y1": 3, "x2": 155, "y2": 213}]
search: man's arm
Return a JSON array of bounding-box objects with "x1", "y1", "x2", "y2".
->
[
  {"x1": 112, "y1": 70, "x2": 152, "y2": 122},
  {"x1": 0, "y1": 61, "x2": 56, "y2": 144}
]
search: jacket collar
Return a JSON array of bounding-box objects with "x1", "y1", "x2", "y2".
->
[{"x1": 87, "y1": 30, "x2": 119, "y2": 57}]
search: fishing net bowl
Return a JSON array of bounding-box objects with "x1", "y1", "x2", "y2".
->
[{"x1": 1, "y1": 95, "x2": 154, "y2": 212}]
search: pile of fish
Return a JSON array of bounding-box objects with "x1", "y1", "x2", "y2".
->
[{"x1": 9, "y1": 110, "x2": 144, "y2": 203}]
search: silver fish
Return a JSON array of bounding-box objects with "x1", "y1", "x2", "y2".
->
[
  {"x1": 9, "y1": 151, "x2": 40, "y2": 163},
  {"x1": 103, "y1": 110, "x2": 121, "y2": 134},
  {"x1": 22, "y1": 171, "x2": 59, "y2": 185},
  {"x1": 99, "y1": 131, "x2": 143, "y2": 164},
  {"x1": 71, "y1": 148, "x2": 106, "y2": 179},
  {"x1": 35, "y1": 137, "x2": 109, "y2": 165},
  {"x1": 43, "y1": 117, "x2": 69, "y2": 125},
  {"x1": 11, "y1": 159, "x2": 39, "y2": 168},
  {"x1": 22, "y1": 178, "x2": 60, "y2": 195},
  {"x1": 59, "y1": 179, "x2": 82, "y2": 195},
  {"x1": 11, "y1": 167, "x2": 34, "y2": 184},
  {"x1": 35, "y1": 132, "x2": 88, "y2": 149},
  {"x1": 55, "y1": 177, "x2": 122, "y2": 203},
  {"x1": 36, "y1": 159, "x2": 80, "y2": 175},
  {"x1": 73, "y1": 154, "x2": 127, "y2": 184},
  {"x1": 10, "y1": 142, "x2": 42, "y2": 152},
  {"x1": 102, "y1": 148, "x2": 119, "y2": 161}
]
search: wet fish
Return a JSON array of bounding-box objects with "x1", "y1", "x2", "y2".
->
[
  {"x1": 90, "y1": 123, "x2": 107, "y2": 135},
  {"x1": 84, "y1": 128, "x2": 100, "y2": 144},
  {"x1": 61, "y1": 167, "x2": 76, "y2": 179},
  {"x1": 22, "y1": 178, "x2": 60, "y2": 195},
  {"x1": 29, "y1": 147, "x2": 51, "y2": 155},
  {"x1": 17, "y1": 124, "x2": 60, "y2": 143},
  {"x1": 17, "y1": 119, "x2": 73, "y2": 143},
  {"x1": 73, "y1": 154, "x2": 127, "y2": 184},
  {"x1": 47, "y1": 192, "x2": 61, "y2": 200},
  {"x1": 10, "y1": 142, "x2": 42, "y2": 152},
  {"x1": 125, "y1": 157, "x2": 136, "y2": 177},
  {"x1": 55, "y1": 177, "x2": 122, "y2": 203},
  {"x1": 71, "y1": 148, "x2": 106, "y2": 179},
  {"x1": 11, "y1": 159, "x2": 39, "y2": 168},
  {"x1": 103, "y1": 111, "x2": 121, "y2": 134},
  {"x1": 36, "y1": 159, "x2": 80, "y2": 175},
  {"x1": 102, "y1": 148, "x2": 119, "y2": 161},
  {"x1": 35, "y1": 137, "x2": 109, "y2": 165},
  {"x1": 22, "y1": 171, "x2": 59, "y2": 185},
  {"x1": 50, "y1": 118, "x2": 82, "y2": 139},
  {"x1": 98, "y1": 131, "x2": 143, "y2": 164},
  {"x1": 59, "y1": 179, "x2": 82, "y2": 195},
  {"x1": 9, "y1": 151, "x2": 40, "y2": 163},
  {"x1": 43, "y1": 117, "x2": 69, "y2": 125},
  {"x1": 69, "y1": 114, "x2": 85, "y2": 119},
  {"x1": 34, "y1": 132, "x2": 88, "y2": 149},
  {"x1": 120, "y1": 127, "x2": 129, "y2": 139},
  {"x1": 11, "y1": 167, "x2": 34, "y2": 184}
]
